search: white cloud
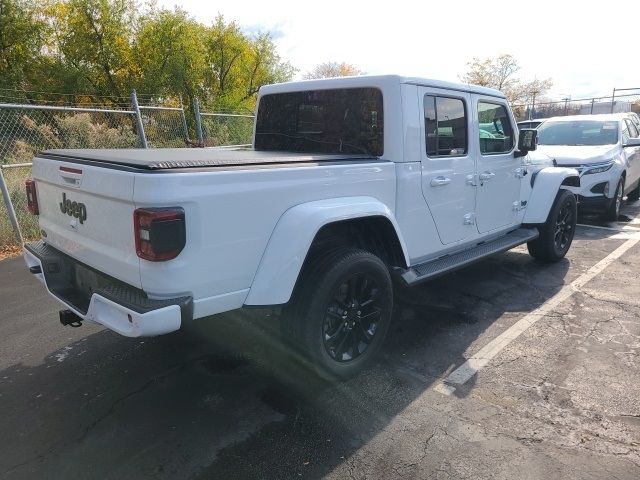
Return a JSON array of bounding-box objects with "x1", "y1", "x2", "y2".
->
[{"x1": 158, "y1": 0, "x2": 640, "y2": 99}]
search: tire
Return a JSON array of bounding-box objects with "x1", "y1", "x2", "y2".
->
[
  {"x1": 527, "y1": 189, "x2": 577, "y2": 263},
  {"x1": 282, "y1": 247, "x2": 393, "y2": 378},
  {"x1": 603, "y1": 177, "x2": 624, "y2": 221}
]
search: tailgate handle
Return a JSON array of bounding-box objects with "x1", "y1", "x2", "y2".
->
[{"x1": 59, "y1": 167, "x2": 82, "y2": 187}]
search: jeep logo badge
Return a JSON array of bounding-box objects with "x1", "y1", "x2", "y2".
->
[{"x1": 59, "y1": 192, "x2": 87, "y2": 224}]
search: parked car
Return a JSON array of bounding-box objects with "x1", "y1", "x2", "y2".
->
[
  {"x1": 537, "y1": 114, "x2": 640, "y2": 220},
  {"x1": 22, "y1": 75, "x2": 579, "y2": 377},
  {"x1": 518, "y1": 119, "x2": 547, "y2": 130}
]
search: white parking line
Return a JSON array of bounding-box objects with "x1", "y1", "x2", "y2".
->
[
  {"x1": 577, "y1": 223, "x2": 640, "y2": 232},
  {"x1": 436, "y1": 237, "x2": 639, "y2": 394},
  {"x1": 577, "y1": 223, "x2": 640, "y2": 240}
]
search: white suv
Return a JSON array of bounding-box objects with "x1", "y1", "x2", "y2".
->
[{"x1": 536, "y1": 114, "x2": 640, "y2": 220}]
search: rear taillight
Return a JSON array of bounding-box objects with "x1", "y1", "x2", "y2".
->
[
  {"x1": 134, "y1": 208, "x2": 186, "y2": 261},
  {"x1": 25, "y1": 179, "x2": 39, "y2": 215}
]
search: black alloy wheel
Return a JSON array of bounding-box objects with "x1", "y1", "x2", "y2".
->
[
  {"x1": 554, "y1": 198, "x2": 575, "y2": 253},
  {"x1": 527, "y1": 189, "x2": 577, "y2": 262},
  {"x1": 282, "y1": 247, "x2": 393, "y2": 378},
  {"x1": 323, "y1": 273, "x2": 382, "y2": 362}
]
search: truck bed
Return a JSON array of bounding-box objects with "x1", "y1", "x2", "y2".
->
[{"x1": 41, "y1": 148, "x2": 376, "y2": 171}]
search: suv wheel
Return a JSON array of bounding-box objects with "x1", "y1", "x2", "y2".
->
[
  {"x1": 604, "y1": 178, "x2": 624, "y2": 221},
  {"x1": 528, "y1": 189, "x2": 577, "y2": 262},
  {"x1": 283, "y1": 248, "x2": 393, "y2": 378}
]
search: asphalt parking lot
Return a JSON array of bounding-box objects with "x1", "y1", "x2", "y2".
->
[{"x1": 1, "y1": 203, "x2": 640, "y2": 480}]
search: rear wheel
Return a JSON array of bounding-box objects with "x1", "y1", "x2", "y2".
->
[
  {"x1": 282, "y1": 248, "x2": 393, "y2": 378},
  {"x1": 527, "y1": 189, "x2": 577, "y2": 262}
]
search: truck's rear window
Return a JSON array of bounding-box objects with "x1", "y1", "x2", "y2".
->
[{"x1": 254, "y1": 88, "x2": 384, "y2": 156}]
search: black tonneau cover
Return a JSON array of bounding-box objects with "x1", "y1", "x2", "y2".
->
[{"x1": 40, "y1": 148, "x2": 376, "y2": 170}]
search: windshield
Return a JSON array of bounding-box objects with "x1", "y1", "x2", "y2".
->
[
  {"x1": 254, "y1": 88, "x2": 384, "y2": 156},
  {"x1": 537, "y1": 120, "x2": 618, "y2": 146}
]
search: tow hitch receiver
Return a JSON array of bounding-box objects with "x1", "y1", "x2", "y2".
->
[{"x1": 59, "y1": 309, "x2": 83, "y2": 328}]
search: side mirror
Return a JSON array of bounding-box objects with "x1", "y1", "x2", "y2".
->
[
  {"x1": 519, "y1": 128, "x2": 538, "y2": 151},
  {"x1": 623, "y1": 138, "x2": 640, "y2": 148},
  {"x1": 515, "y1": 128, "x2": 538, "y2": 158}
]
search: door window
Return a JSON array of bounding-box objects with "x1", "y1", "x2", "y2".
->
[
  {"x1": 625, "y1": 119, "x2": 639, "y2": 138},
  {"x1": 478, "y1": 102, "x2": 514, "y2": 154},
  {"x1": 424, "y1": 95, "x2": 467, "y2": 157},
  {"x1": 622, "y1": 121, "x2": 630, "y2": 144}
]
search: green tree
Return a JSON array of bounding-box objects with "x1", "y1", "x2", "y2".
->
[
  {"x1": 133, "y1": 7, "x2": 207, "y2": 107},
  {"x1": 0, "y1": 0, "x2": 49, "y2": 92},
  {"x1": 241, "y1": 32, "x2": 295, "y2": 105},
  {"x1": 50, "y1": 0, "x2": 136, "y2": 99},
  {"x1": 0, "y1": 1, "x2": 294, "y2": 110},
  {"x1": 203, "y1": 15, "x2": 294, "y2": 112}
]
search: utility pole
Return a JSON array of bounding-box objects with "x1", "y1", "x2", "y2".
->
[
  {"x1": 611, "y1": 88, "x2": 616, "y2": 113},
  {"x1": 529, "y1": 90, "x2": 539, "y2": 121}
]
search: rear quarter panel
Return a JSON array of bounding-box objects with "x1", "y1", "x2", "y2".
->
[{"x1": 133, "y1": 161, "x2": 397, "y2": 311}]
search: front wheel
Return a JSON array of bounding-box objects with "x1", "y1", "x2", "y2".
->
[
  {"x1": 527, "y1": 189, "x2": 577, "y2": 262},
  {"x1": 603, "y1": 178, "x2": 624, "y2": 221},
  {"x1": 282, "y1": 248, "x2": 393, "y2": 378}
]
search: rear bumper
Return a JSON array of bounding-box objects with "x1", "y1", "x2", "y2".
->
[{"x1": 23, "y1": 240, "x2": 192, "y2": 337}]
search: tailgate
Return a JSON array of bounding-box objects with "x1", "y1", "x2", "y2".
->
[{"x1": 33, "y1": 156, "x2": 141, "y2": 289}]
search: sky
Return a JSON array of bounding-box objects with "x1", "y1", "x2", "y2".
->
[{"x1": 158, "y1": 0, "x2": 640, "y2": 101}]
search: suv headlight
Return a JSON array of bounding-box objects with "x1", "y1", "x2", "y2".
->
[{"x1": 583, "y1": 161, "x2": 614, "y2": 175}]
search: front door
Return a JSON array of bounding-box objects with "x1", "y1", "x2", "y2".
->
[
  {"x1": 473, "y1": 96, "x2": 522, "y2": 233},
  {"x1": 623, "y1": 118, "x2": 640, "y2": 189},
  {"x1": 419, "y1": 88, "x2": 477, "y2": 245}
]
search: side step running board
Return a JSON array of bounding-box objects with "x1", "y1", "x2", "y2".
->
[{"x1": 396, "y1": 227, "x2": 539, "y2": 286}]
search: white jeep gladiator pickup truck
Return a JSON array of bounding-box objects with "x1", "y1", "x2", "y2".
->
[{"x1": 23, "y1": 75, "x2": 580, "y2": 376}]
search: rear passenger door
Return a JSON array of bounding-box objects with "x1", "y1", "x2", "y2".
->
[
  {"x1": 419, "y1": 88, "x2": 477, "y2": 244},
  {"x1": 473, "y1": 97, "x2": 521, "y2": 233}
]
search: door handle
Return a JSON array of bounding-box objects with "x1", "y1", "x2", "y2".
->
[
  {"x1": 430, "y1": 176, "x2": 451, "y2": 187},
  {"x1": 479, "y1": 171, "x2": 495, "y2": 182},
  {"x1": 514, "y1": 167, "x2": 528, "y2": 178}
]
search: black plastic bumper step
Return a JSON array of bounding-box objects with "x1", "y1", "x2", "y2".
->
[
  {"x1": 24, "y1": 240, "x2": 193, "y2": 322},
  {"x1": 396, "y1": 227, "x2": 539, "y2": 285}
]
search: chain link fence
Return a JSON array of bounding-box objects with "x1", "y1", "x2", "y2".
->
[
  {"x1": 0, "y1": 90, "x2": 257, "y2": 251},
  {"x1": 192, "y1": 99, "x2": 254, "y2": 147},
  {"x1": 0, "y1": 102, "x2": 142, "y2": 251},
  {"x1": 513, "y1": 89, "x2": 640, "y2": 121},
  {"x1": 199, "y1": 113, "x2": 254, "y2": 147},
  {"x1": 0, "y1": 163, "x2": 38, "y2": 248},
  {"x1": 139, "y1": 105, "x2": 190, "y2": 148}
]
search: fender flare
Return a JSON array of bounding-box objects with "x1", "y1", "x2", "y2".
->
[
  {"x1": 244, "y1": 196, "x2": 410, "y2": 306},
  {"x1": 522, "y1": 167, "x2": 580, "y2": 224}
]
